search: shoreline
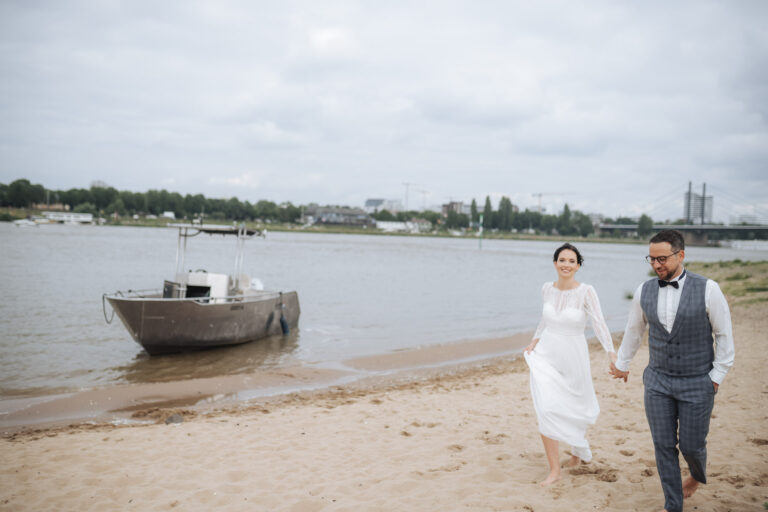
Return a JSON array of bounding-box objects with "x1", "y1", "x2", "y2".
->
[{"x1": 0, "y1": 332, "x2": 534, "y2": 433}]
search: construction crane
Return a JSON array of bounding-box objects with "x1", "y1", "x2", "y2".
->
[{"x1": 402, "y1": 182, "x2": 424, "y2": 211}]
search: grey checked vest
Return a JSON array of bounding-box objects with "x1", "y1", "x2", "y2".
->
[{"x1": 640, "y1": 271, "x2": 714, "y2": 377}]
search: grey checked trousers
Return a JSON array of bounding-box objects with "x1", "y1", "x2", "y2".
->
[{"x1": 643, "y1": 367, "x2": 716, "y2": 512}]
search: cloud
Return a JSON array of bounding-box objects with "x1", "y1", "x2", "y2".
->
[{"x1": 0, "y1": 1, "x2": 766, "y2": 221}]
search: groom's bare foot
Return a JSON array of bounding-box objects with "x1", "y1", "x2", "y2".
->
[
  {"x1": 539, "y1": 471, "x2": 561, "y2": 486},
  {"x1": 683, "y1": 476, "x2": 700, "y2": 497}
]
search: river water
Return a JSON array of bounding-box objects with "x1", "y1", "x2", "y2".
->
[{"x1": 1, "y1": 222, "x2": 766, "y2": 400}]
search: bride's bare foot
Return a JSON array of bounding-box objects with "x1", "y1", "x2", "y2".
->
[
  {"x1": 683, "y1": 476, "x2": 700, "y2": 498},
  {"x1": 539, "y1": 471, "x2": 561, "y2": 486},
  {"x1": 565, "y1": 455, "x2": 581, "y2": 467}
]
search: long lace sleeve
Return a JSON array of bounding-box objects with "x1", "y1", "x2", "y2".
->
[
  {"x1": 532, "y1": 282, "x2": 549, "y2": 340},
  {"x1": 584, "y1": 285, "x2": 615, "y2": 353}
]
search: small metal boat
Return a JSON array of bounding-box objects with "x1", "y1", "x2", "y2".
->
[{"x1": 103, "y1": 223, "x2": 300, "y2": 355}]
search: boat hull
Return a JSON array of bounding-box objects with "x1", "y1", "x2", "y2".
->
[{"x1": 106, "y1": 291, "x2": 300, "y2": 355}]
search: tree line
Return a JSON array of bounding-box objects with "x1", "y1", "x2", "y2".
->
[
  {"x1": 1, "y1": 178, "x2": 658, "y2": 237},
  {"x1": 371, "y1": 195, "x2": 632, "y2": 237},
  {"x1": 0, "y1": 178, "x2": 301, "y2": 222}
]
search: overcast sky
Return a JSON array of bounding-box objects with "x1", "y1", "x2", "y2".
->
[{"x1": 1, "y1": 1, "x2": 766, "y2": 222}]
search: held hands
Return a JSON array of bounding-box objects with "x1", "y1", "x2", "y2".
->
[{"x1": 609, "y1": 354, "x2": 629, "y2": 382}]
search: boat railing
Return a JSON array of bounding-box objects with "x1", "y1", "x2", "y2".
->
[{"x1": 103, "y1": 289, "x2": 282, "y2": 302}]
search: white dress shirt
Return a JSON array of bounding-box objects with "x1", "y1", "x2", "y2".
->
[{"x1": 615, "y1": 267, "x2": 735, "y2": 384}]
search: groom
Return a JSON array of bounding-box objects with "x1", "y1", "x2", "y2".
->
[{"x1": 610, "y1": 229, "x2": 734, "y2": 512}]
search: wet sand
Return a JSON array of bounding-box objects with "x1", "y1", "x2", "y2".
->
[
  {"x1": 1, "y1": 300, "x2": 766, "y2": 511},
  {"x1": 0, "y1": 333, "x2": 532, "y2": 430}
]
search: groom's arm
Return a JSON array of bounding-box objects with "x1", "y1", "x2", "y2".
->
[
  {"x1": 614, "y1": 283, "x2": 647, "y2": 375},
  {"x1": 706, "y1": 280, "x2": 735, "y2": 386}
]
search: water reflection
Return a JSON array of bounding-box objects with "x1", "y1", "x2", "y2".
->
[{"x1": 115, "y1": 331, "x2": 300, "y2": 384}]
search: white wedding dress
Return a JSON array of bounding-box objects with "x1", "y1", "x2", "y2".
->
[{"x1": 523, "y1": 282, "x2": 615, "y2": 462}]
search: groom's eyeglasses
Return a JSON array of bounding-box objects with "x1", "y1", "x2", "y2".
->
[{"x1": 645, "y1": 251, "x2": 680, "y2": 264}]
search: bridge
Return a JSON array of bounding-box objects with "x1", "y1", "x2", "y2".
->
[{"x1": 596, "y1": 224, "x2": 768, "y2": 246}]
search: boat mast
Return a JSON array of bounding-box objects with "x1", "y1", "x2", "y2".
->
[
  {"x1": 233, "y1": 223, "x2": 245, "y2": 290},
  {"x1": 175, "y1": 226, "x2": 189, "y2": 277}
]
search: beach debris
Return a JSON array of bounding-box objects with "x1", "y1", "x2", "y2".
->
[
  {"x1": 130, "y1": 407, "x2": 195, "y2": 424},
  {"x1": 165, "y1": 414, "x2": 184, "y2": 424}
]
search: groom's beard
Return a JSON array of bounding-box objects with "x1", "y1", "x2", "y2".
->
[{"x1": 658, "y1": 266, "x2": 680, "y2": 281}]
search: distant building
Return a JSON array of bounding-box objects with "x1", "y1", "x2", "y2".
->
[
  {"x1": 162, "y1": 211, "x2": 176, "y2": 219},
  {"x1": 364, "y1": 198, "x2": 403, "y2": 214},
  {"x1": 684, "y1": 183, "x2": 713, "y2": 224},
  {"x1": 303, "y1": 206, "x2": 375, "y2": 227},
  {"x1": 442, "y1": 201, "x2": 465, "y2": 216},
  {"x1": 375, "y1": 219, "x2": 433, "y2": 233},
  {"x1": 42, "y1": 212, "x2": 93, "y2": 224},
  {"x1": 31, "y1": 202, "x2": 70, "y2": 211}
]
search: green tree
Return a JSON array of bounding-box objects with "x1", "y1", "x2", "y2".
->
[
  {"x1": 573, "y1": 211, "x2": 594, "y2": 236},
  {"x1": 540, "y1": 214, "x2": 557, "y2": 235},
  {"x1": 445, "y1": 210, "x2": 469, "y2": 229},
  {"x1": 371, "y1": 209, "x2": 396, "y2": 221},
  {"x1": 482, "y1": 196, "x2": 493, "y2": 229},
  {"x1": 470, "y1": 199, "x2": 479, "y2": 225},
  {"x1": 254, "y1": 200, "x2": 278, "y2": 220},
  {"x1": 638, "y1": 214, "x2": 654, "y2": 237},
  {"x1": 277, "y1": 202, "x2": 301, "y2": 223},
  {"x1": 106, "y1": 197, "x2": 126, "y2": 217},
  {"x1": 90, "y1": 186, "x2": 118, "y2": 211},
  {"x1": 6, "y1": 179, "x2": 46, "y2": 207},
  {"x1": 73, "y1": 202, "x2": 97, "y2": 214},
  {"x1": 184, "y1": 194, "x2": 206, "y2": 217},
  {"x1": 557, "y1": 203, "x2": 576, "y2": 236},
  {"x1": 119, "y1": 190, "x2": 143, "y2": 214},
  {"x1": 59, "y1": 188, "x2": 92, "y2": 210},
  {"x1": 497, "y1": 196, "x2": 514, "y2": 231}
]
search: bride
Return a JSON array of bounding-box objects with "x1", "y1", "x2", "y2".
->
[{"x1": 523, "y1": 243, "x2": 617, "y2": 486}]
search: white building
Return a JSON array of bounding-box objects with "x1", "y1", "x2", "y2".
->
[
  {"x1": 375, "y1": 219, "x2": 432, "y2": 233},
  {"x1": 42, "y1": 212, "x2": 93, "y2": 224}
]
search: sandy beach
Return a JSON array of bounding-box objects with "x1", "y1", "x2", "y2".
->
[{"x1": 2, "y1": 263, "x2": 767, "y2": 511}]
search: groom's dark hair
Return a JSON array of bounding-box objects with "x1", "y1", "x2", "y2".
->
[{"x1": 650, "y1": 229, "x2": 685, "y2": 251}]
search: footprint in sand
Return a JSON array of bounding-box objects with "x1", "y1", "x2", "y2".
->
[
  {"x1": 723, "y1": 475, "x2": 746, "y2": 488},
  {"x1": 619, "y1": 449, "x2": 634, "y2": 457},
  {"x1": 478, "y1": 431, "x2": 508, "y2": 445},
  {"x1": 569, "y1": 464, "x2": 619, "y2": 482},
  {"x1": 447, "y1": 444, "x2": 465, "y2": 452},
  {"x1": 428, "y1": 463, "x2": 464, "y2": 473},
  {"x1": 748, "y1": 437, "x2": 768, "y2": 446},
  {"x1": 614, "y1": 438, "x2": 626, "y2": 445}
]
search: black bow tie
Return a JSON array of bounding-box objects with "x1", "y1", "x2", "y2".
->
[{"x1": 658, "y1": 280, "x2": 679, "y2": 288}]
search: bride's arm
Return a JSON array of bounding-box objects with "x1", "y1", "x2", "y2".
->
[
  {"x1": 526, "y1": 284, "x2": 548, "y2": 353},
  {"x1": 584, "y1": 285, "x2": 616, "y2": 355}
]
